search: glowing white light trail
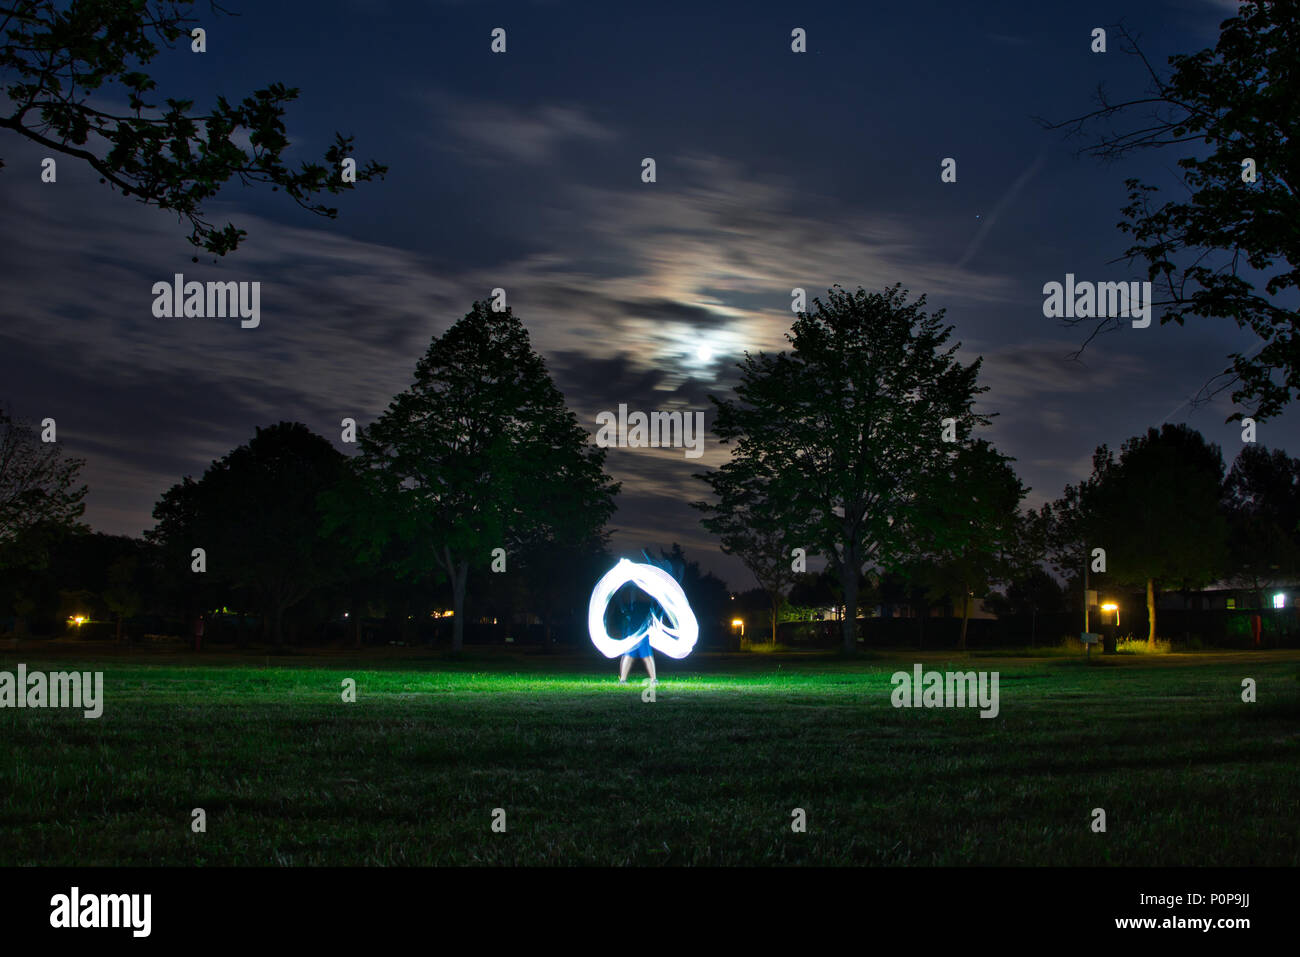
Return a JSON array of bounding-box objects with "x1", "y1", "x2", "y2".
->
[{"x1": 587, "y1": 559, "x2": 698, "y2": 659}]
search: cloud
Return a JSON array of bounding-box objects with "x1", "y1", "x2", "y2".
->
[
  {"x1": 973, "y1": 341, "x2": 1147, "y2": 402},
  {"x1": 470, "y1": 152, "x2": 1019, "y2": 382},
  {"x1": 0, "y1": 129, "x2": 1037, "y2": 582},
  {"x1": 426, "y1": 92, "x2": 616, "y2": 164}
]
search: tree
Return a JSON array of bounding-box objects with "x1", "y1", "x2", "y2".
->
[
  {"x1": 149, "y1": 421, "x2": 347, "y2": 648},
  {"x1": 1003, "y1": 507, "x2": 1052, "y2": 584},
  {"x1": 787, "y1": 568, "x2": 842, "y2": 617},
  {"x1": 1, "y1": 1, "x2": 386, "y2": 256},
  {"x1": 1057, "y1": 424, "x2": 1228, "y2": 645},
  {"x1": 994, "y1": 568, "x2": 1067, "y2": 645},
  {"x1": 702, "y1": 284, "x2": 991, "y2": 654},
  {"x1": 515, "y1": 539, "x2": 612, "y2": 649},
  {"x1": 907, "y1": 440, "x2": 1026, "y2": 650},
  {"x1": 1222, "y1": 443, "x2": 1300, "y2": 603},
  {"x1": 993, "y1": 507, "x2": 1062, "y2": 646},
  {"x1": 0, "y1": 407, "x2": 87, "y2": 570},
  {"x1": 655, "y1": 543, "x2": 729, "y2": 648},
  {"x1": 350, "y1": 302, "x2": 619, "y2": 653},
  {"x1": 51, "y1": 531, "x2": 148, "y2": 640},
  {"x1": 103, "y1": 552, "x2": 142, "y2": 642},
  {"x1": 693, "y1": 459, "x2": 796, "y2": 644},
  {"x1": 887, "y1": 558, "x2": 940, "y2": 647},
  {"x1": 144, "y1": 472, "x2": 209, "y2": 633},
  {"x1": 1042, "y1": 4, "x2": 1300, "y2": 419}
]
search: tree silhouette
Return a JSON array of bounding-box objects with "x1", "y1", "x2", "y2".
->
[
  {"x1": 907, "y1": 439, "x2": 1025, "y2": 650},
  {"x1": 350, "y1": 302, "x2": 619, "y2": 653},
  {"x1": 702, "y1": 284, "x2": 990, "y2": 654},
  {"x1": 993, "y1": 507, "x2": 1060, "y2": 646},
  {"x1": 1041, "y1": 5, "x2": 1300, "y2": 418},
  {"x1": 150, "y1": 421, "x2": 348, "y2": 648},
  {"x1": 0, "y1": 406, "x2": 86, "y2": 571},
  {"x1": 1057, "y1": 424, "x2": 1228, "y2": 645},
  {"x1": 0, "y1": 1, "x2": 386, "y2": 255},
  {"x1": 1222, "y1": 443, "x2": 1300, "y2": 604},
  {"x1": 102, "y1": 550, "x2": 142, "y2": 642},
  {"x1": 693, "y1": 457, "x2": 796, "y2": 644},
  {"x1": 655, "y1": 543, "x2": 729, "y2": 648}
]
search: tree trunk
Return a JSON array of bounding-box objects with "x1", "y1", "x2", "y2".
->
[
  {"x1": 399, "y1": 601, "x2": 414, "y2": 645},
  {"x1": 1146, "y1": 578, "x2": 1157, "y2": 646},
  {"x1": 272, "y1": 602, "x2": 285, "y2": 651},
  {"x1": 451, "y1": 561, "x2": 468, "y2": 653},
  {"x1": 840, "y1": 558, "x2": 858, "y2": 655},
  {"x1": 770, "y1": 592, "x2": 780, "y2": 645},
  {"x1": 958, "y1": 587, "x2": 971, "y2": 651}
]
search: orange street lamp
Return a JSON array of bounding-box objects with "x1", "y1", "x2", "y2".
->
[{"x1": 1100, "y1": 602, "x2": 1119, "y2": 627}]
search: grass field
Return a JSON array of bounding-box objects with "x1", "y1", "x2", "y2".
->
[{"x1": 2, "y1": 644, "x2": 1298, "y2": 865}]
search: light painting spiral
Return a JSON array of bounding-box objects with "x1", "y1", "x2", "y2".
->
[{"x1": 587, "y1": 559, "x2": 699, "y2": 659}]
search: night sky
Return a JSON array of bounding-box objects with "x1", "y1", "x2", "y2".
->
[{"x1": 2, "y1": 0, "x2": 1290, "y2": 587}]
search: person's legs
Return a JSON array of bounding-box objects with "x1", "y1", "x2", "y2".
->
[
  {"x1": 619, "y1": 654, "x2": 632, "y2": 682},
  {"x1": 644, "y1": 654, "x2": 656, "y2": 682}
]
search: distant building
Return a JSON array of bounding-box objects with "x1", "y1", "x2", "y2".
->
[
  {"x1": 1153, "y1": 578, "x2": 1299, "y2": 612},
  {"x1": 794, "y1": 597, "x2": 998, "y2": 621}
]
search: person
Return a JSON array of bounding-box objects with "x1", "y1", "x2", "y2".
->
[{"x1": 616, "y1": 588, "x2": 657, "y2": 685}]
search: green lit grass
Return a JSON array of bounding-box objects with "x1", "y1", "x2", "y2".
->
[{"x1": 1, "y1": 647, "x2": 1297, "y2": 865}]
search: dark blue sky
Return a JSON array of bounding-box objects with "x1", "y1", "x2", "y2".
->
[{"x1": 1, "y1": 0, "x2": 1288, "y2": 588}]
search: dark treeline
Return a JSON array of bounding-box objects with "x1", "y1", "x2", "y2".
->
[
  {"x1": 2, "y1": 293, "x2": 1298, "y2": 654},
  {"x1": 694, "y1": 288, "x2": 1300, "y2": 653},
  {"x1": 0, "y1": 303, "x2": 727, "y2": 652},
  {"x1": 719, "y1": 426, "x2": 1300, "y2": 653}
]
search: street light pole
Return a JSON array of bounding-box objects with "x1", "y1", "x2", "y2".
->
[{"x1": 1083, "y1": 543, "x2": 1089, "y2": 634}]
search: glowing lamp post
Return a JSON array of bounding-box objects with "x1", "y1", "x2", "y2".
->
[
  {"x1": 1100, "y1": 602, "x2": 1119, "y2": 627},
  {"x1": 588, "y1": 559, "x2": 698, "y2": 659}
]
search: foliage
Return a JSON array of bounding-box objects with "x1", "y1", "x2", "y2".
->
[
  {"x1": 1043, "y1": 5, "x2": 1300, "y2": 417},
  {"x1": 702, "y1": 284, "x2": 990, "y2": 653},
  {"x1": 0, "y1": 0, "x2": 386, "y2": 255}
]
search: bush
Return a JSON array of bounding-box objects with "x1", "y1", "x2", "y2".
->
[{"x1": 1116, "y1": 635, "x2": 1172, "y2": 654}]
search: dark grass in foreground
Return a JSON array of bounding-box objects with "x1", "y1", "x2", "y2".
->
[{"x1": 2, "y1": 648, "x2": 1298, "y2": 865}]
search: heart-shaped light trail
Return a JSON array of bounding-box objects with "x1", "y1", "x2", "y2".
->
[{"x1": 587, "y1": 558, "x2": 699, "y2": 659}]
